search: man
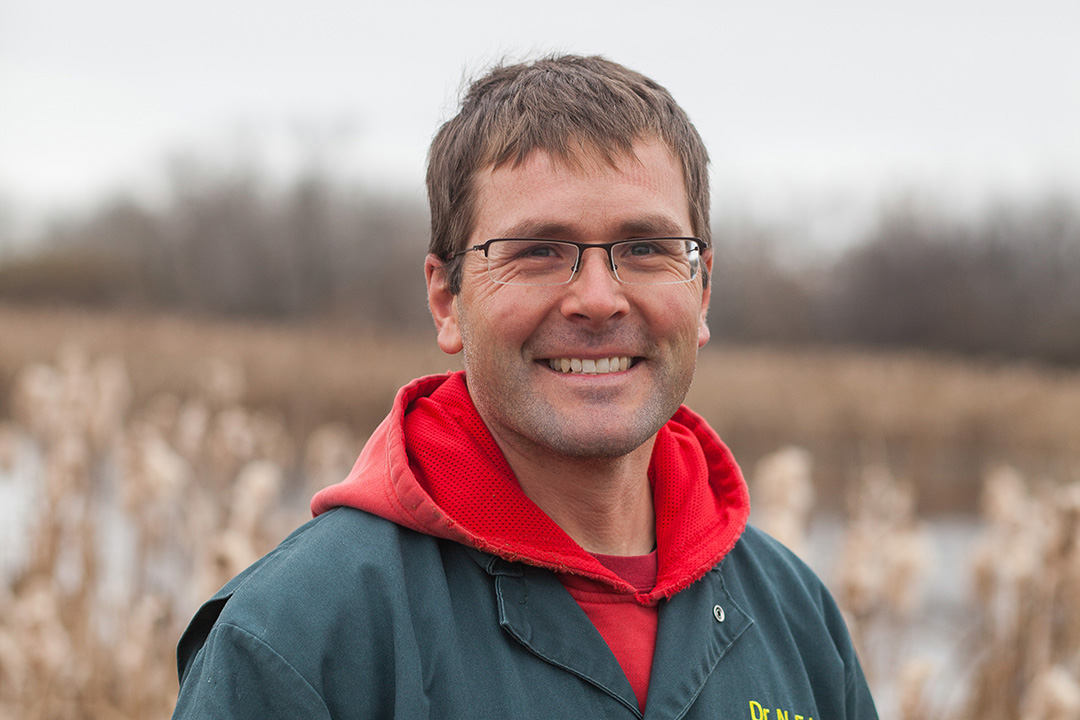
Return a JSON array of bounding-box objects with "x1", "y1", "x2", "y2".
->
[{"x1": 173, "y1": 55, "x2": 878, "y2": 719}]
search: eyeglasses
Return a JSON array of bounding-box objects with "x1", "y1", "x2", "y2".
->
[{"x1": 450, "y1": 237, "x2": 708, "y2": 286}]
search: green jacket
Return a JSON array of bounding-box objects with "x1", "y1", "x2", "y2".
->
[{"x1": 174, "y1": 507, "x2": 877, "y2": 720}]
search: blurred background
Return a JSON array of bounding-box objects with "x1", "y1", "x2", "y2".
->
[{"x1": 2, "y1": 1, "x2": 1079, "y2": 718}]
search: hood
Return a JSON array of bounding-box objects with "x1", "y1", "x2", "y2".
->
[{"x1": 311, "y1": 372, "x2": 749, "y2": 604}]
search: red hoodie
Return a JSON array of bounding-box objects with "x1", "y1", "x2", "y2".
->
[{"x1": 312, "y1": 372, "x2": 749, "y2": 710}]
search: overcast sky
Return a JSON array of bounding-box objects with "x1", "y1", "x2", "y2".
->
[{"x1": 2, "y1": 0, "x2": 1079, "y2": 240}]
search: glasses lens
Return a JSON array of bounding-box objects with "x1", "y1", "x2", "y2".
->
[
  {"x1": 612, "y1": 239, "x2": 700, "y2": 284},
  {"x1": 486, "y1": 240, "x2": 578, "y2": 285}
]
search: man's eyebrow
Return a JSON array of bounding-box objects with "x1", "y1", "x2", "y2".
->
[
  {"x1": 497, "y1": 221, "x2": 577, "y2": 239},
  {"x1": 495, "y1": 216, "x2": 687, "y2": 240},
  {"x1": 616, "y1": 216, "x2": 687, "y2": 238}
]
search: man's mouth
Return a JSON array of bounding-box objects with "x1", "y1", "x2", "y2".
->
[{"x1": 546, "y1": 357, "x2": 633, "y2": 374}]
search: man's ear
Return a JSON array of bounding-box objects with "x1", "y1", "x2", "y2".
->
[
  {"x1": 697, "y1": 251, "x2": 713, "y2": 349},
  {"x1": 425, "y1": 254, "x2": 463, "y2": 355}
]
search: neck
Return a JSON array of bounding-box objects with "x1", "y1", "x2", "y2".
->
[{"x1": 497, "y1": 437, "x2": 657, "y2": 556}]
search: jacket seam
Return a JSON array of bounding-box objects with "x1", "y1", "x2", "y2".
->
[{"x1": 214, "y1": 621, "x2": 331, "y2": 715}]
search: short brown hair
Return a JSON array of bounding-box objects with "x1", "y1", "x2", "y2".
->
[{"x1": 426, "y1": 54, "x2": 710, "y2": 293}]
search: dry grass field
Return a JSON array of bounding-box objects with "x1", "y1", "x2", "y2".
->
[{"x1": 1, "y1": 304, "x2": 1079, "y2": 719}]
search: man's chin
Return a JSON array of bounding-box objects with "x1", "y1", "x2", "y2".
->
[{"x1": 529, "y1": 418, "x2": 659, "y2": 459}]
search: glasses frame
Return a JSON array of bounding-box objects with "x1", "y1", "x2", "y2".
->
[{"x1": 450, "y1": 237, "x2": 709, "y2": 286}]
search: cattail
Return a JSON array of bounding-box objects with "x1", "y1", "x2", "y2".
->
[
  {"x1": 200, "y1": 357, "x2": 246, "y2": 407},
  {"x1": 206, "y1": 406, "x2": 257, "y2": 483},
  {"x1": 138, "y1": 430, "x2": 191, "y2": 500},
  {"x1": 897, "y1": 658, "x2": 936, "y2": 720},
  {"x1": 751, "y1": 446, "x2": 814, "y2": 556},
  {"x1": 9, "y1": 576, "x2": 75, "y2": 687},
  {"x1": 962, "y1": 468, "x2": 1080, "y2": 720},
  {"x1": 303, "y1": 423, "x2": 360, "y2": 495},
  {"x1": 832, "y1": 462, "x2": 933, "y2": 691},
  {"x1": 0, "y1": 423, "x2": 18, "y2": 473},
  {"x1": 249, "y1": 410, "x2": 295, "y2": 470},
  {"x1": 835, "y1": 464, "x2": 932, "y2": 619},
  {"x1": 174, "y1": 398, "x2": 210, "y2": 459},
  {"x1": 229, "y1": 459, "x2": 283, "y2": 539},
  {"x1": 87, "y1": 355, "x2": 132, "y2": 450},
  {"x1": 11, "y1": 362, "x2": 64, "y2": 441},
  {"x1": 1021, "y1": 666, "x2": 1080, "y2": 720}
]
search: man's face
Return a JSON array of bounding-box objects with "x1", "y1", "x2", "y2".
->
[{"x1": 427, "y1": 138, "x2": 711, "y2": 461}]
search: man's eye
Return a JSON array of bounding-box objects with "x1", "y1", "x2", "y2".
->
[
  {"x1": 526, "y1": 244, "x2": 557, "y2": 257},
  {"x1": 516, "y1": 243, "x2": 566, "y2": 259},
  {"x1": 625, "y1": 241, "x2": 667, "y2": 256}
]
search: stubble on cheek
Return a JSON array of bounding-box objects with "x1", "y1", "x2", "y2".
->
[
  {"x1": 461, "y1": 347, "x2": 691, "y2": 461},
  {"x1": 455, "y1": 295, "x2": 702, "y2": 460}
]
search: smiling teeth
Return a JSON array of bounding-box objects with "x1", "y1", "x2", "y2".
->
[{"x1": 548, "y1": 357, "x2": 631, "y2": 374}]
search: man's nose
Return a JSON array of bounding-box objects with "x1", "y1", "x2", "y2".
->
[{"x1": 560, "y1": 246, "x2": 628, "y2": 323}]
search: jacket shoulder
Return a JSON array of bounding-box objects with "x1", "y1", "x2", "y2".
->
[
  {"x1": 174, "y1": 507, "x2": 495, "y2": 718},
  {"x1": 176, "y1": 508, "x2": 451, "y2": 681},
  {"x1": 721, "y1": 524, "x2": 868, "y2": 688},
  {"x1": 724, "y1": 524, "x2": 834, "y2": 600}
]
